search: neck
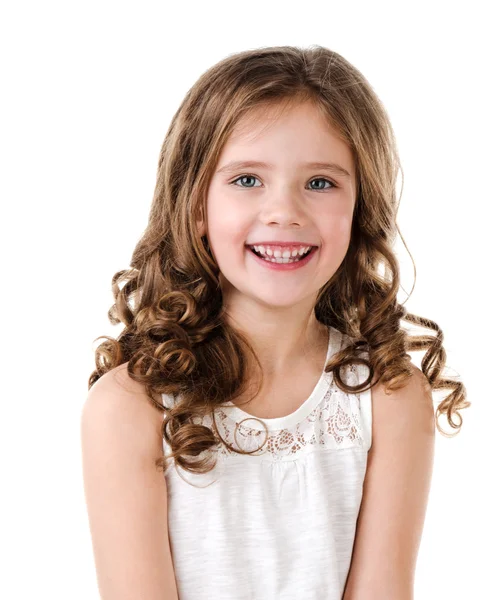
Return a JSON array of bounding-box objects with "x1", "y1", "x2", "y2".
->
[{"x1": 222, "y1": 297, "x2": 328, "y2": 377}]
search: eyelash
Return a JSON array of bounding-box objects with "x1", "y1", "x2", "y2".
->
[{"x1": 229, "y1": 174, "x2": 337, "y2": 191}]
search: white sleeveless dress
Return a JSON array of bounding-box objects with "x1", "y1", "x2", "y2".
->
[{"x1": 162, "y1": 326, "x2": 373, "y2": 600}]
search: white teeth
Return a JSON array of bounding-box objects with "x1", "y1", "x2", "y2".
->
[{"x1": 251, "y1": 244, "x2": 312, "y2": 259}]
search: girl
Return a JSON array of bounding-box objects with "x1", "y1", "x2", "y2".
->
[{"x1": 82, "y1": 46, "x2": 469, "y2": 600}]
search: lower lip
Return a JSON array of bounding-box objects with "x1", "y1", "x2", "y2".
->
[{"x1": 245, "y1": 246, "x2": 318, "y2": 270}]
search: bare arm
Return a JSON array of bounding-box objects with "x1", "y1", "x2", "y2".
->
[
  {"x1": 342, "y1": 365, "x2": 436, "y2": 600},
  {"x1": 80, "y1": 364, "x2": 179, "y2": 600}
]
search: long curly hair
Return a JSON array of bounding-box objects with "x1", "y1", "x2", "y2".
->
[{"x1": 88, "y1": 45, "x2": 469, "y2": 477}]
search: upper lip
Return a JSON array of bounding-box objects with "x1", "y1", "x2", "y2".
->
[{"x1": 246, "y1": 241, "x2": 318, "y2": 247}]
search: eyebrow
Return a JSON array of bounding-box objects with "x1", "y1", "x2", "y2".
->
[{"x1": 216, "y1": 160, "x2": 352, "y2": 179}]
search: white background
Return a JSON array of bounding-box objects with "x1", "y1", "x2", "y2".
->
[{"x1": 1, "y1": 1, "x2": 486, "y2": 598}]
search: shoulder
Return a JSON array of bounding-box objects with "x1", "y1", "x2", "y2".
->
[
  {"x1": 81, "y1": 363, "x2": 165, "y2": 460},
  {"x1": 343, "y1": 364, "x2": 435, "y2": 598},
  {"x1": 80, "y1": 365, "x2": 180, "y2": 598},
  {"x1": 371, "y1": 363, "x2": 435, "y2": 435},
  {"x1": 369, "y1": 363, "x2": 435, "y2": 476}
]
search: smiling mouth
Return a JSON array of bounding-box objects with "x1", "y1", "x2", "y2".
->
[{"x1": 246, "y1": 245, "x2": 316, "y2": 263}]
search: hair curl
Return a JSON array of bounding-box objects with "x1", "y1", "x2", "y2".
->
[{"x1": 88, "y1": 45, "x2": 469, "y2": 477}]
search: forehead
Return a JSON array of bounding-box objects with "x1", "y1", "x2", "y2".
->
[
  {"x1": 219, "y1": 99, "x2": 354, "y2": 178},
  {"x1": 228, "y1": 99, "x2": 340, "y2": 142}
]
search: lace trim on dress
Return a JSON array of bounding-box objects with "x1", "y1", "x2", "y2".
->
[{"x1": 196, "y1": 362, "x2": 370, "y2": 463}]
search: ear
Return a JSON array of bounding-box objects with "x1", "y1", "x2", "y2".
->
[
  {"x1": 196, "y1": 205, "x2": 206, "y2": 238},
  {"x1": 197, "y1": 219, "x2": 206, "y2": 238}
]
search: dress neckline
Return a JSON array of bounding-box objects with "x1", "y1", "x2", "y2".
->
[{"x1": 220, "y1": 326, "x2": 342, "y2": 431}]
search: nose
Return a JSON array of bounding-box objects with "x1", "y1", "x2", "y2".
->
[{"x1": 258, "y1": 185, "x2": 305, "y2": 227}]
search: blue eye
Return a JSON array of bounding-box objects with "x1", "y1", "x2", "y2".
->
[
  {"x1": 230, "y1": 174, "x2": 336, "y2": 191},
  {"x1": 308, "y1": 177, "x2": 336, "y2": 191},
  {"x1": 231, "y1": 175, "x2": 262, "y2": 188}
]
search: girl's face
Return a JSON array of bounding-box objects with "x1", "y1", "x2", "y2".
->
[{"x1": 201, "y1": 100, "x2": 357, "y2": 311}]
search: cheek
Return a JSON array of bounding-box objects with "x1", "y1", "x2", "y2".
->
[
  {"x1": 320, "y1": 215, "x2": 352, "y2": 258},
  {"x1": 208, "y1": 216, "x2": 246, "y2": 252},
  {"x1": 334, "y1": 216, "x2": 352, "y2": 242},
  {"x1": 207, "y1": 197, "x2": 251, "y2": 245}
]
